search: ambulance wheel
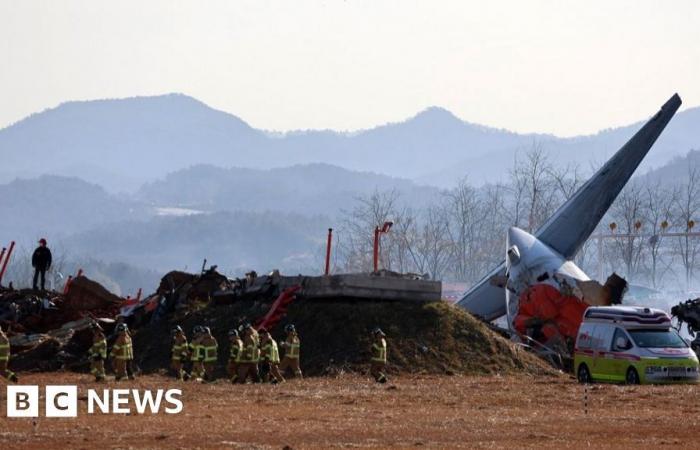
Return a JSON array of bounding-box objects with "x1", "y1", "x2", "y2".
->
[
  {"x1": 577, "y1": 363, "x2": 591, "y2": 384},
  {"x1": 625, "y1": 367, "x2": 640, "y2": 385}
]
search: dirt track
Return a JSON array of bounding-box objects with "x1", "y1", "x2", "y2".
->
[{"x1": 1, "y1": 372, "x2": 699, "y2": 449}]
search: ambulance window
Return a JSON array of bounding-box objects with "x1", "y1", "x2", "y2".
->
[
  {"x1": 593, "y1": 326, "x2": 612, "y2": 351},
  {"x1": 612, "y1": 328, "x2": 632, "y2": 351},
  {"x1": 577, "y1": 325, "x2": 595, "y2": 349}
]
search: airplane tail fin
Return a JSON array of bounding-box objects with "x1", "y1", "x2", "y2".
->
[{"x1": 537, "y1": 94, "x2": 682, "y2": 258}]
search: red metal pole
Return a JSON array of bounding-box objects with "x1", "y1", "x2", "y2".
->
[
  {"x1": 0, "y1": 241, "x2": 15, "y2": 286},
  {"x1": 373, "y1": 226, "x2": 380, "y2": 273},
  {"x1": 136, "y1": 288, "x2": 142, "y2": 302},
  {"x1": 325, "y1": 228, "x2": 333, "y2": 275},
  {"x1": 63, "y1": 275, "x2": 73, "y2": 295}
]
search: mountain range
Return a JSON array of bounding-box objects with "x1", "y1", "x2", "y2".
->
[{"x1": 2, "y1": 93, "x2": 698, "y2": 191}]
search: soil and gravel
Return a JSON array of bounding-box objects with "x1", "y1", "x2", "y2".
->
[
  {"x1": 133, "y1": 299, "x2": 554, "y2": 377},
  {"x1": 1, "y1": 372, "x2": 699, "y2": 449}
]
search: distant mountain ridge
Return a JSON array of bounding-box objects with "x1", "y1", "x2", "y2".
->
[
  {"x1": 136, "y1": 163, "x2": 441, "y2": 214},
  {"x1": 1, "y1": 93, "x2": 699, "y2": 191}
]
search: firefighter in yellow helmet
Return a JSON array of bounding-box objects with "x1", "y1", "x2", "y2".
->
[
  {"x1": 0, "y1": 326, "x2": 18, "y2": 382},
  {"x1": 170, "y1": 326, "x2": 188, "y2": 380},
  {"x1": 236, "y1": 323, "x2": 261, "y2": 383},
  {"x1": 188, "y1": 326, "x2": 205, "y2": 381},
  {"x1": 110, "y1": 323, "x2": 135, "y2": 381},
  {"x1": 260, "y1": 329, "x2": 284, "y2": 384},
  {"x1": 88, "y1": 323, "x2": 107, "y2": 381},
  {"x1": 201, "y1": 326, "x2": 218, "y2": 382},
  {"x1": 227, "y1": 329, "x2": 243, "y2": 383},
  {"x1": 279, "y1": 324, "x2": 302, "y2": 379},
  {"x1": 370, "y1": 328, "x2": 388, "y2": 383}
]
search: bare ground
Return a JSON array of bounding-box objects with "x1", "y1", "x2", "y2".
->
[{"x1": 0, "y1": 372, "x2": 699, "y2": 449}]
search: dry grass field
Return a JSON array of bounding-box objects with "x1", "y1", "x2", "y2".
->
[{"x1": 1, "y1": 372, "x2": 699, "y2": 449}]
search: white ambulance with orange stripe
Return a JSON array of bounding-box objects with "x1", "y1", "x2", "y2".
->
[{"x1": 574, "y1": 306, "x2": 699, "y2": 384}]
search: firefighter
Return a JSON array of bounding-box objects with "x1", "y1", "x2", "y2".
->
[
  {"x1": 370, "y1": 328, "x2": 388, "y2": 383},
  {"x1": 227, "y1": 329, "x2": 243, "y2": 383},
  {"x1": 236, "y1": 323, "x2": 260, "y2": 383},
  {"x1": 110, "y1": 323, "x2": 135, "y2": 381},
  {"x1": 88, "y1": 323, "x2": 107, "y2": 381},
  {"x1": 31, "y1": 238, "x2": 52, "y2": 291},
  {"x1": 279, "y1": 324, "x2": 302, "y2": 379},
  {"x1": 170, "y1": 326, "x2": 189, "y2": 380},
  {"x1": 260, "y1": 329, "x2": 284, "y2": 384},
  {"x1": 0, "y1": 327, "x2": 18, "y2": 382},
  {"x1": 187, "y1": 326, "x2": 203, "y2": 380},
  {"x1": 201, "y1": 326, "x2": 218, "y2": 382}
]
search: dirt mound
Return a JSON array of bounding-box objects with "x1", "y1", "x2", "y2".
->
[{"x1": 133, "y1": 299, "x2": 556, "y2": 377}]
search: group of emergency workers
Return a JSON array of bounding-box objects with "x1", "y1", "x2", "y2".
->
[
  {"x1": 170, "y1": 323, "x2": 304, "y2": 384},
  {"x1": 0, "y1": 322, "x2": 388, "y2": 384},
  {"x1": 87, "y1": 321, "x2": 136, "y2": 381}
]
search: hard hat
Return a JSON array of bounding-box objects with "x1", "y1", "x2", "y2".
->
[
  {"x1": 90, "y1": 322, "x2": 103, "y2": 331},
  {"x1": 39, "y1": 238, "x2": 47, "y2": 245},
  {"x1": 117, "y1": 323, "x2": 128, "y2": 332},
  {"x1": 284, "y1": 324, "x2": 296, "y2": 333},
  {"x1": 373, "y1": 327, "x2": 385, "y2": 337},
  {"x1": 228, "y1": 329, "x2": 239, "y2": 337},
  {"x1": 193, "y1": 325, "x2": 203, "y2": 334},
  {"x1": 172, "y1": 325, "x2": 183, "y2": 334},
  {"x1": 204, "y1": 326, "x2": 211, "y2": 334}
]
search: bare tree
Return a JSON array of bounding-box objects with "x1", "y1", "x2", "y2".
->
[
  {"x1": 642, "y1": 182, "x2": 677, "y2": 288},
  {"x1": 336, "y1": 190, "x2": 400, "y2": 273},
  {"x1": 509, "y1": 142, "x2": 559, "y2": 232},
  {"x1": 443, "y1": 178, "x2": 483, "y2": 281},
  {"x1": 673, "y1": 165, "x2": 700, "y2": 289},
  {"x1": 607, "y1": 182, "x2": 646, "y2": 282}
]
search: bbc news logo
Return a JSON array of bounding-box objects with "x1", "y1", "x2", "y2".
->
[{"x1": 5, "y1": 386, "x2": 183, "y2": 417}]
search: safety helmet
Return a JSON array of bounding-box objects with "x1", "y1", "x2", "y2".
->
[
  {"x1": 228, "y1": 329, "x2": 239, "y2": 337},
  {"x1": 117, "y1": 323, "x2": 128, "y2": 332},
  {"x1": 172, "y1": 325, "x2": 183, "y2": 334},
  {"x1": 204, "y1": 326, "x2": 211, "y2": 335},
  {"x1": 90, "y1": 322, "x2": 103, "y2": 331},
  {"x1": 284, "y1": 324, "x2": 296, "y2": 333},
  {"x1": 38, "y1": 238, "x2": 47, "y2": 245},
  {"x1": 193, "y1": 325, "x2": 203, "y2": 334},
  {"x1": 373, "y1": 327, "x2": 385, "y2": 337}
]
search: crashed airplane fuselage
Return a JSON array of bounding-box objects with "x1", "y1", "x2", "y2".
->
[{"x1": 457, "y1": 94, "x2": 682, "y2": 350}]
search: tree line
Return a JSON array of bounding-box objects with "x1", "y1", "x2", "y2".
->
[{"x1": 332, "y1": 145, "x2": 700, "y2": 293}]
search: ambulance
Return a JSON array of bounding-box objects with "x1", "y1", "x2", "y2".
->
[{"x1": 574, "y1": 306, "x2": 699, "y2": 384}]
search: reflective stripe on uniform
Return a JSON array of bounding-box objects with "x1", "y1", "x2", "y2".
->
[
  {"x1": 112, "y1": 340, "x2": 134, "y2": 360},
  {"x1": 286, "y1": 342, "x2": 300, "y2": 359},
  {"x1": 371, "y1": 340, "x2": 387, "y2": 363},
  {"x1": 230, "y1": 341, "x2": 242, "y2": 360},
  {"x1": 203, "y1": 345, "x2": 217, "y2": 362},
  {"x1": 90, "y1": 339, "x2": 107, "y2": 359},
  {"x1": 172, "y1": 343, "x2": 187, "y2": 361},
  {"x1": 262, "y1": 341, "x2": 280, "y2": 363}
]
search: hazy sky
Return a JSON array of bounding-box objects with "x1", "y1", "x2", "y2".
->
[{"x1": 1, "y1": 0, "x2": 699, "y2": 136}]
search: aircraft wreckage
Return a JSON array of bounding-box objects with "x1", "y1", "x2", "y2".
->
[{"x1": 457, "y1": 94, "x2": 682, "y2": 357}]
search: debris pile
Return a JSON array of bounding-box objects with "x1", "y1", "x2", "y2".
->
[
  {"x1": 4, "y1": 266, "x2": 556, "y2": 378},
  {"x1": 0, "y1": 276, "x2": 123, "y2": 370},
  {"x1": 672, "y1": 298, "x2": 700, "y2": 353}
]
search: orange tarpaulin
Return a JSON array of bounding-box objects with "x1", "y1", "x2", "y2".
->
[{"x1": 513, "y1": 283, "x2": 588, "y2": 343}]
